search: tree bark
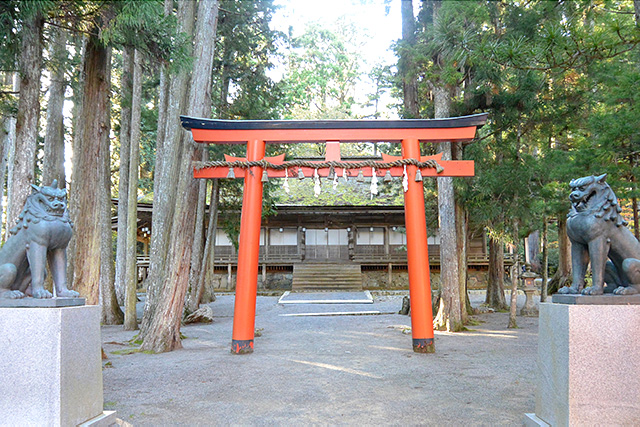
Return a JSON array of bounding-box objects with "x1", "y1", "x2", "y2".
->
[
  {"x1": 124, "y1": 49, "x2": 143, "y2": 331},
  {"x1": 7, "y1": 11, "x2": 44, "y2": 230},
  {"x1": 187, "y1": 179, "x2": 219, "y2": 312},
  {"x1": 507, "y1": 223, "x2": 520, "y2": 329},
  {"x1": 148, "y1": 0, "x2": 173, "y2": 245},
  {"x1": 486, "y1": 235, "x2": 507, "y2": 310},
  {"x1": 115, "y1": 46, "x2": 134, "y2": 306},
  {"x1": 399, "y1": 0, "x2": 419, "y2": 118},
  {"x1": 141, "y1": 0, "x2": 219, "y2": 353},
  {"x1": 141, "y1": 0, "x2": 197, "y2": 339},
  {"x1": 454, "y1": 142, "x2": 468, "y2": 324},
  {"x1": 99, "y1": 49, "x2": 123, "y2": 325},
  {"x1": 0, "y1": 73, "x2": 16, "y2": 240},
  {"x1": 632, "y1": 197, "x2": 639, "y2": 241},
  {"x1": 541, "y1": 218, "x2": 548, "y2": 302},
  {"x1": 548, "y1": 215, "x2": 572, "y2": 293},
  {"x1": 42, "y1": 25, "x2": 67, "y2": 188},
  {"x1": 66, "y1": 35, "x2": 86, "y2": 287},
  {"x1": 432, "y1": 85, "x2": 463, "y2": 332},
  {"x1": 525, "y1": 230, "x2": 541, "y2": 271},
  {"x1": 186, "y1": 150, "x2": 209, "y2": 315},
  {"x1": 70, "y1": 31, "x2": 111, "y2": 305}
]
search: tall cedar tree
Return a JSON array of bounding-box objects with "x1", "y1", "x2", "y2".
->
[
  {"x1": 124, "y1": 48, "x2": 143, "y2": 331},
  {"x1": 114, "y1": 47, "x2": 134, "y2": 307},
  {"x1": 141, "y1": 0, "x2": 219, "y2": 353},
  {"x1": 7, "y1": 6, "x2": 46, "y2": 231},
  {"x1": 140, "y1": 0, "x2": 196, "y2": 340},
  {"x1": 70, "y1": 23, "x2": 111, "y2": 304}
]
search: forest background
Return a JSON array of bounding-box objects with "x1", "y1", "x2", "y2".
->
[{"x1": 0, "y1": 0, "x2": 639, "y2": 351}]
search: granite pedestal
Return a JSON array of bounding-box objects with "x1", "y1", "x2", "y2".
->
[
  {"x1": 525, "y1": 301, "x2": 640, "y2": 426},
  {"x1": 0, "y1": 304, "x2": 115, "y2": 426}
]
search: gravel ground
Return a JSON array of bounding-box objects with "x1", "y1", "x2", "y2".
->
[{"x1": 102, "y1": 292, "x2": 539, "y2": 426}]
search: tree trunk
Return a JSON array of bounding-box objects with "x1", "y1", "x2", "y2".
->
[
  {"x1": 507, "y1": 223, "x2": 520, "y2": 329},
  {"x1": 399, "y1": 0, "x2": 419, "y2": 118},
  {"x1": 186, "y1": 151, "x2": 209, "y2": 316},
  {"x1": 454, "y1": 142, "x2": 468, "y2": 324},
  {"x1": 632, "y1": 197, "x2": 639, "y2": 241},
  {"x1": 541, "y1": 218, "x2": 548, "y2": 302},
  {"x1": 525, "y1": 230, "x2": 541, "y2": 271},
  {"x1": 432, "y1": 85, "x2": 463, "y2": 332},
  {"x1": 486, "y1": 235, "x2": 507, "y2": 310},
  {"x1": 7, "y1": 11, "x2": 44, "y2": 230},
  {"x1": 70, "y1": 31, "x2": 111, "y2": 305},
  {"x1": 124, "y1": 49, "x2": 143, "y2": 331},
  {"x1": 141, "y1": 0, "x2": 197, "y2": 339},
  {"x1": 187, "y1": 179, "x2": 220, "y2": 312},
  {"x1": 115, "y1": 46, "x2": 134, "y2": 306},
  {"x1": 43, "y1": 25, "x2": 67, "y2": 187},
  {"x1": 66, "y1": 35, "x2": 86, "y2": 287},
  {"x1": 548, "y1": 215, "x2": 572, "y2": 293},
  {"x1": 141, "y1": 0, "x2": 219, "y2": 353},
  {"x1": 99, "y1": 49, "x2": 123, "y2": 325},
  {"x1": 1, "y1": 72, "x2": 16, "y2": 240},
  {"x1": 148, "y1": 0, "x2": 173, "y2": 240}
]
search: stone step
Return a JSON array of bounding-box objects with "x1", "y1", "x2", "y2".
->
[{"x1": 292, "y1": 264, "x2": 362, "y2": 291}]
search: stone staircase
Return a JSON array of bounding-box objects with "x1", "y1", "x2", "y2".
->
[{"x1": 292, "y1": 264, "x2": 363, "y2": 292}]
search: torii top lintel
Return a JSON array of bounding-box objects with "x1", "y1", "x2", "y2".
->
[{"x1": 180, "y1": 113, "x2": 488, "y2": 144}]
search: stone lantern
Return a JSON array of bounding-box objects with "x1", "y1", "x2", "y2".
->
[{"x1": 520, "y1": 263, "x2": 539, "y2": 316}]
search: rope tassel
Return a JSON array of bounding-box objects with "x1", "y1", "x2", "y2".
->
[
  {"x1": 328, "y1": 166, "x2": 335, "y2": 180},
  {"x1": 283, "y1": 168, "x2": 290, "y2": 194},
  {"x1": 402, "y1": 165, "x2": 409, "y2": 192},
  {"x1": 313, "y1": 169, "x2": 321, "y2": 197},
  {"x1": 415, "y1": 168, "x2": 423, "y2": 182},
  {"x1": 370, "y1": 167, "x2": 378, "y2": 198}
]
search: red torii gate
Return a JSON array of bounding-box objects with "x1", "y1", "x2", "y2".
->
[{"x1": 180, "y1": 113, "x2": 487, "y2": 355}]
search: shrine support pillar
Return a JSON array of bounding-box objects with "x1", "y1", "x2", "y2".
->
[
  {"x1": 231, "y1": 139, "x2": 266, "y2": 354},
  {"x1": 402, "y1": 138, "x2": 436, "y2": 353}
]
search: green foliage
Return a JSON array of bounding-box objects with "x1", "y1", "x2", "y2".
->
[
  {"x1": 101, "y1": 0, "x2": 186, "y2": 66},
  {"x1": 280, "y1": 19, "x2": 363, "y2": 119},
  {"x1": 211, "y1": 0, "x2": 283, "y2": 120}
]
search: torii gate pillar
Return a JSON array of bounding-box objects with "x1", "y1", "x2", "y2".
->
[
  {"x1": 232, "y1": 139, "x2": 266, "y2": 354},
  {"x1": 402, "y1": 138, "x2": 434, "y2": 352}
]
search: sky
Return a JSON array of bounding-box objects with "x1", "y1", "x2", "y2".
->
[
  {"x1": 271, "y1": 0, "x2": 401, "y2": 66},
  {"x1": 270, "y1": 0, "x2": 404, "y2": 118}
]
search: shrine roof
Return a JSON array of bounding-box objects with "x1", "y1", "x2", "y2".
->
[{"x1": 180, "y1": 113, "x2": 487, "y2": 131}]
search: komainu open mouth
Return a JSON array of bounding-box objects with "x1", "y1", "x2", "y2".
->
[
  {"x1": 573, "y1": 191, "x2": 594, "y2": 211},
  {"x1": 45, "y1": 207, "x2": 65, "y2": 216}
]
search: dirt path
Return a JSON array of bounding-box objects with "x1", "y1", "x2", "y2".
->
[{"x1": 102, "y1": 293, "x2": 538, "y2": 426}]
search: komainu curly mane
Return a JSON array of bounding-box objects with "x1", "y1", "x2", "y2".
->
[
  {"x1": 9, "y1": 184, "x2": 72, "y2": 236},
  {"x1": 567, "y1": 175, "x2": 627, "y2": 227},
  {"x1": 560, "y1": 174, "x2": 640, "y2": 295}
]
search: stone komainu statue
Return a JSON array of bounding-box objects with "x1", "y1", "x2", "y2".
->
[
  {"x1": 559, "y1": 174, "x2": 640, "y2": 295},
  {"x1": 0, "y1": 180, "x2": 79, "y2": 299}
]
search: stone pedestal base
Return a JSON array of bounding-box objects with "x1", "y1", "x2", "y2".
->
[
  {"x1": 0, "y1": 305, "x2": 111, "y2": 426},
  {"x1": 529, "y1": 303, "x2": 640, "y2": 426}
]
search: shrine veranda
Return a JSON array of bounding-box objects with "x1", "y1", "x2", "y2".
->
[{"x1": 181, "y1": 113, "x2": 488, "y2": 354}]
